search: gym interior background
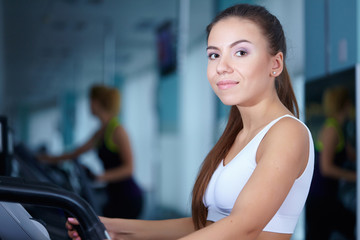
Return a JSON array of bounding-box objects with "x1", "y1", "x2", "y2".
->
[{"x1": 0, "y1": 0, "x2": 359, "y2": 240}]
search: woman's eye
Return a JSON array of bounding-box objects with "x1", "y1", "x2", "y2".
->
[
  {"x1": 235, "y1": 50, "x2": 247, "y2": 57},
  {"x1": 208, "y1": 53, "x2": 219, "y2": 60}
]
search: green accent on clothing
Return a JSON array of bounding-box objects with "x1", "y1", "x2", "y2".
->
[
  {"x1": 104, "y1": 117, "x2": 120, "y2": 153},
  {"x1": 315, "y1": 118, "x2": 345, "y2": 153}
]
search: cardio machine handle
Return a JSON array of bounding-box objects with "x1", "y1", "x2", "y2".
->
[{"x1": 0, "y1": 176, "x2": 110, "y2": 240}]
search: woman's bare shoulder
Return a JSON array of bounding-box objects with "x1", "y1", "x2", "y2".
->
[
  {"x1": 268, "y1": 116, "x2": 309, "y2": 143},
  {"x1": 257, "y1": 116, "x2": 310, "y2": 172}
]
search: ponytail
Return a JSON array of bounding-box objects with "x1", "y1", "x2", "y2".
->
[{"x1": 276, "y1": 64, "x2": 299, "y2": 118}]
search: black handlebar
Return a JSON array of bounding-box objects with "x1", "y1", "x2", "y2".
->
[{"x1": 0, "y1": 176, "x2": 109, "y2": 240}]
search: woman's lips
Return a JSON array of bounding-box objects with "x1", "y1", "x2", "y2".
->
[{"x1": 216, "y1": 80, "x2": 239, "y2": 90}]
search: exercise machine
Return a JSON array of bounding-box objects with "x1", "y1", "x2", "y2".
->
[
  {"x1": 0, "y1": 115, "x2": 107, "y2": 239},
  {"x1": 0, "y1": 176, "x2": 110, "y2": 240}
]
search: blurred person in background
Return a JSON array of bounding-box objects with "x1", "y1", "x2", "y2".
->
[
  {"x1": 306, "y1": 86, "x2": 356, "y2": 240},
  {"x1": 39, "y1": 84, "x2": 143, "y2": 219}
]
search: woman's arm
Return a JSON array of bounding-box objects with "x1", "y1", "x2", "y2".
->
[
  {"x1": 179, "y1": 118, "x2": 310, "y2": 240},
  {"x1": 67, "y1": 217, "x2": 195, "y2": 240},
  {"x1": 319, "y1": 126, "x2": 356, "y2": 182},
  {"x1": 96, "y1": 125, "x2": 134, "y2": 182},
  {"x1": 38, "y1": 129, "x2": 102, "y2": 164}
]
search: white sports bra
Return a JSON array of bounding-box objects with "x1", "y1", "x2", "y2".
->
[{"x1": 203, "y1": 115, "x2": 314, "y2": 234}]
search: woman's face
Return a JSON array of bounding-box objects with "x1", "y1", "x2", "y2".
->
[{"x1": 207, "y1": 17, "x2": 279, "y2": 107}]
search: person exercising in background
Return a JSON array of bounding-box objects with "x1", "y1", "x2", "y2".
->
[
  {"x1": 38, "y1": 84, "x2": 143, "y2": 219},
  {"x1": 306, "y1": 86, "x2": 356, "y2": 240}
]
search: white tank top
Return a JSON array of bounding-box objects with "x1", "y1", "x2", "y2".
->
[{"x1": 203, "y1": 115, "x2": 314, "y2": 234}]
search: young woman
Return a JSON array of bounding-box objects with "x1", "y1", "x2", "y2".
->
[
  {"x1": 39, "y1": 85, "x2": 143, "y2": 219},
  {"x1": 67, "y1": 4, "x2": 314, "y2": 240}
]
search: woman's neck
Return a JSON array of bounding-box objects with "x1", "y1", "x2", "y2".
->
[
  {"x1": 333, "y1": 113, "x2": 346, "y2": 126},
  {"x1": 237, "y1": 96, "x2": 289, "y2": 133},
  {"x1": 98, "y1": 113, "x2": 113, "y2": 125}
]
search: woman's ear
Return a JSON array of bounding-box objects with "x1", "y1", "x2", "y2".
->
[{"x1": 270, "y1": 52, "x2": 284, "y2": 77}]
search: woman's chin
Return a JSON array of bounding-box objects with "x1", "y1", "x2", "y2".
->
[{"x1": 218, "y1": 98, "x2": 239, "y2": 106}]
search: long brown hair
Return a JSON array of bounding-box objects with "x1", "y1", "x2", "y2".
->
[{"x1": 191, "y1": 4, "x2": 299, "y2": 229}]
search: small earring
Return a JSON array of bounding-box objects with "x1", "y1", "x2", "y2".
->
[{"x1": 272, "y1": 71, "x2": 276, "y2": 75}]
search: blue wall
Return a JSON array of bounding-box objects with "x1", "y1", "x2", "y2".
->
[
  {"x1": 305, "y1": 0, "x2": 326, "y2": 80},
  {"x1": 217, "y1": 0, "x2": 254, "y2": 11},
  {"x1": 157, "y1": 72, "x2": 178, "y2": 133},
  {"x1": 305, "y1": 0, "x2": 357, "y2": 81},
  {"x1": 329, "y1": 0, "x2": 356, "y2": 73}
]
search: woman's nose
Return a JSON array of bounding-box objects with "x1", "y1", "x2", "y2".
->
[{"x1": 216, "y1": 56, "x2": 233, "y2": 75}]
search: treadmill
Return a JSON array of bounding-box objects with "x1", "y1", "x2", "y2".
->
[
  {"x1": 0, "y1": 116, "x2": 109, "y2": 239},
  {"x1": 0, "y1": 176, "x2": 110, "y2": 240}
]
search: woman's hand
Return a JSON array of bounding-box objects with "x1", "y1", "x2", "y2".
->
[
  {"x1": 66, "y1": 217, "x2": 82, "y2": 240},
  {"x1": 66, "y1": 217, "x2": 123, "y2": 240},
  {"x1": 66, "y1": 216, "x2": 196, "y2": 240}
]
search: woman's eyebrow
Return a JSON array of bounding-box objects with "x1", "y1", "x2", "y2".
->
[
  {"x1": 230, "y1": 39, "x2": 251, "y2": 48},
  {"x1": 206, "y1": 39, "x2": 252, "y2": 51},
  {"x1": 206, "y1": 46, "x2": 218, "y2": 51}
]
